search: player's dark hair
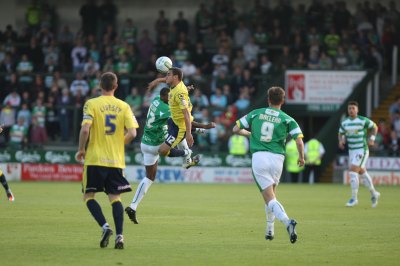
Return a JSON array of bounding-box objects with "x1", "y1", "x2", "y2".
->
[
  {"x1": 100, "y1": 72, "x2": 117, "y2": 91},
  {"x1": 268, "y1": 86, "x2": 285, "y2": 105},
  {"x1": 160, "y1": 87, "x2": 170, "y2": 97},
  {"x1": 348, "y1": 101, "x2": 358, "y2": 107},
  {"x1": 169, "y1": 67, "x2": 183, "y2": 81}
]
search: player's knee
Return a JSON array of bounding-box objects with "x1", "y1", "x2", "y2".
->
[
  {"x1": 147, "y1": 174, "x2": 156, "y2": 181},
  {"x1": 158, "y1": 145, "x2": 170, "y2": 156},
  {"x1": 350, "y1": 165, "x2": 361, "y2": 173},
  {"x1": 83, "y1": 193, "x2": 94, "y2": 202}
]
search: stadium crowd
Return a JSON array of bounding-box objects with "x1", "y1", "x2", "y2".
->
[{"x1": 0, "y1": 0, "x2": 399, "y2": 154}]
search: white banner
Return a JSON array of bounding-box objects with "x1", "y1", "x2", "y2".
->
[
  {"x1": 343, "y1": 170, "x2": 400, "y2": 185},
  {"x1": 125, "y1": 166, "x2": 254, "y2": 184},
  {"x1": 285, "y1": 70, "x2": 366, "y2": 104},
  {"x1": 0, "y1": 163, "x2": 22, "y2": 181},
  {"x1": 336, "y1": 156, "x2": 400, "y2": 170}
]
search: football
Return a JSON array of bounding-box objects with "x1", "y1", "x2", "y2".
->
[{"x1": 155, "y1": 56, "x2": 173, "y2": 73}]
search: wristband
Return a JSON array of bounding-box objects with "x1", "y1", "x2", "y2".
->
[{"x1": 369, "y1": 135, "x2": 376, "y2": 141}]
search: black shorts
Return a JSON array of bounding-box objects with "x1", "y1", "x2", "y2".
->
[
  {"x1": 165, "y1": 118, "x2": 186, "y2": 148},
  {"x1": 82, "y1": 165, "x2": 132, "y2": 194}
]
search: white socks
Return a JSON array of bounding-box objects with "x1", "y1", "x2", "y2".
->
[
  {"x1": 178, "y1": 139, "x2": 191, "y2": 162},
  {"x1": 178, "y1": 139, "x2": 189, "y2": 151},
  {"x1": 265, "y1": 204, "x2": 275, "y2": 234},
  {"x1": 267, "y1": 199, "x2": 290, "y2": 226},
  {"x1": 130, "y1": 177, "x2": 153, "y2": 210},
  {"x1": 360, "y1": 171, "x2": 376, "y2": 196},
  {"x1": 349, "y1": 171, "x2": 359, "y2": 199}
]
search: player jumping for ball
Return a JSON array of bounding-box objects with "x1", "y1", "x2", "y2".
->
[{"x1": 125, "y1": 87, "x2": 215, "y2": 223}]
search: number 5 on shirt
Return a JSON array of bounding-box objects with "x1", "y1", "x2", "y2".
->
[{"x1": 105, "y1": 114, "x2": 116, "y2": 135}]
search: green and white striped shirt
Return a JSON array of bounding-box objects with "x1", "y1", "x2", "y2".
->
[{"x1": 339, "y1": 115, "x2": 376, "y2": 150}]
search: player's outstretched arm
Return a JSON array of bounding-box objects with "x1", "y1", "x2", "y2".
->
[
  {"x1": 192, "y1": 121, "x2": 216, "y2": 129},
  {"x1": 232, "y1": 124, "x2": 251, "y2": 137},
  {"x1": 147, "y1": 77, "x2": 167, "y2": 92}
]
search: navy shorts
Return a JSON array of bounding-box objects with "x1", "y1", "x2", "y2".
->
[
  {"x1": 82, "y1": 165, "x2": 132, "y2": 194},
  {"x1": 165, "y1": 118, "x2": 186, "y2": 148}
]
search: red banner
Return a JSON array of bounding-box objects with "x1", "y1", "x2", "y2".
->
[
  {"x1": 21, "y1": 164, "x2": 83, "y2": 181},
  {"x1": 287, "y1": 74, "x2": 305, "y2": 101}
]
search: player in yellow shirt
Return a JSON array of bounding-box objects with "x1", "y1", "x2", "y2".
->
[
  {"x1": 0, "y1": 125, "x2": 14, "y2": 202},
  {"x1": 148, "y1": 67, "x2": 199, "y2": 168},
  {"x1": 76, "y1": 72, "x2": 138, "y2": 249}
]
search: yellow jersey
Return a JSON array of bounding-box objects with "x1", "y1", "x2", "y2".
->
[
  {"x1": 168, "y1": 81, "x2": 193, "y2": 129},
  {"x1": 82, "y1": 95, "x2": 139, "y2": 168}
]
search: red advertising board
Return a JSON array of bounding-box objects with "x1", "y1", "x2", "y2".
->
[
  {"x1": 287, "y1": 74, "x2": 305, "y2": 102},
  {"x1": 21, "y1": 163, "x2": 83, "y2": 181}
]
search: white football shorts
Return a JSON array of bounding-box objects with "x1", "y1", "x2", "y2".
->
[
  {"x1": 348, "y1": 148, "x2": 369, "y2": 169},
  {"x1": 252, "y1": 151, "x2": 285, "y2": 191},
  {"x1": 140, "y1": 142, "x2": 161, "y2": 166}
]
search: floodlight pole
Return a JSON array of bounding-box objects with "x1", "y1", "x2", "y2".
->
[
  {"x1": 374, "y1": 72, "x2": 379, "y2": 108},
  {"x1": 366, "y1": 82, "x2": 372, "y2": 117},
  {"x1": 392, "y1": 46, "x2": 398, "y2": 86}
]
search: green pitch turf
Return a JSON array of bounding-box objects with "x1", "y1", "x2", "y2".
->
[{"x1": 0, "y1": 182, "x2": 399, "y2": 266}]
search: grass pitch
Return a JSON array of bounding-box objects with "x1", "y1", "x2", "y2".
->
[{"x1": 0, "y1": 182, "x2": 399, "y2": 266}]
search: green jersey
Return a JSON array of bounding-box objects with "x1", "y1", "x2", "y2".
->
[
  {"x1": 236, "y1": 107, "x2": 303, "y2": 155},
  {"x1": 339, "y1": 115, "x2": 376, "y2": 150},
  {"x1": 141, "y1": 96, "x2": 171, "y2": 146},
  {"x1": 32, "y1": 106, "x2": 46, "y2": 127},
  {"x1": 10, "y1": 124, "x2": 28, "y2": 143}
]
